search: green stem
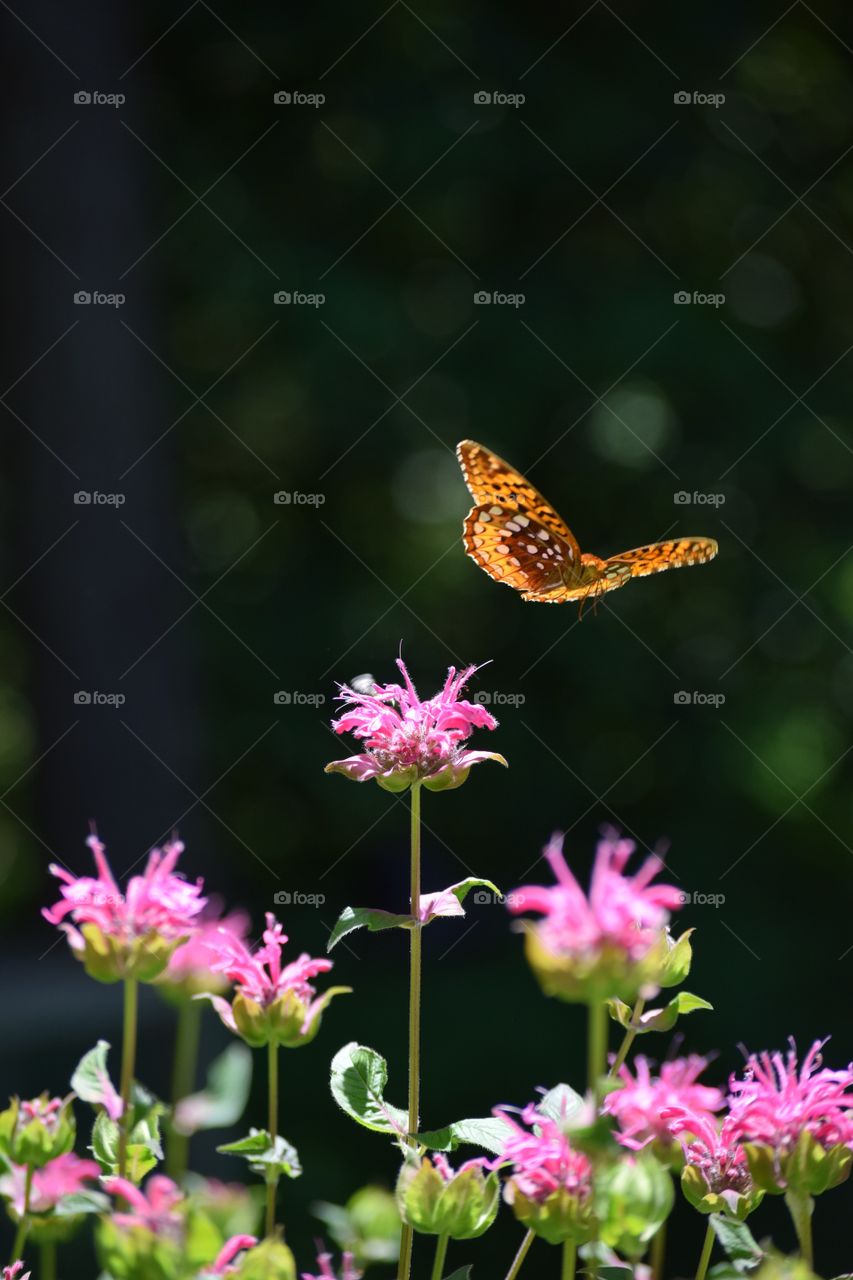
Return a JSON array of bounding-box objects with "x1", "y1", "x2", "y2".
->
[
  {"x1": 785, "y1": 1190, "x2": 814, "y2": 1268},
  {"x1": 694, "y1": 1220, "x2": 715, "y2": 1280},
  {"x1": 649, "y1": 1217, "x2": 666, "y2": 1280},
  {"x1": 430, "y1": 1233, "x2": 449, "y2": 1280},
  {"x1": 608, "y1": 996, "x2": 646, "y2": 1077},
  {"x1": 117, "y1": 977, "x2": 139, "y2": 1179},
  {"x1": 166, "y1": 998, "x2": 202, "y2": 1181},
  {"x1": 561, "y1": 1240, "x2": 576, "y2": 1280},
  {"x1": 10, "y1": 1164, "x2": 33, "y2": 1263},
  {"x1": 397, "y1": 782, "x2": 423, "y2": 1280},
  {"x1": 266, "y1": 1039, "x2": 280, "y2": 1238},
  {"x1": 40, "y1": 1241, "x2": 57, "y2": 1280},
  {"x1": 503, "y1": 1229, "x2": 535, "y2": 1280},
  {"x1": 587, "y1": 999, "x2": 608, "y2": 1097}
]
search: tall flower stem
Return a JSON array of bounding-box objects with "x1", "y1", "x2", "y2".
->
[
  {"x1": 397, "y1": 781, "x2": 423, "y2": 1280},
  {"x1": 561, "y1": 1240, "x2": 577, "y2": 1280},
  {"x1": 694, "y1": 1220, "x2": 715, "y2": 1280},
  {"x1": 608, "y1": 996, "x2": 645, "y2": 1077},
  {"x1": 785, "y1": 1191, "x2": 814, "y2": 1268},
  {"x1": 649, "y1": 1217, "x2": 666, "y2": 1280},
  {"x1": 503, "y1": 1228, "x2": 535, "y2": 1280},
  {"x1": 430, "y1": 1233, "x2": 449, "y2": 1280},
  {"x1": 118, "y1": 976, "x2": 139, "y2": 1179},
  {"x1": 40, "y1": 1242, "x2": 57, "y2": 1280},
  {"x1": 266, "y1": 1039, "x2": 280, "y2": 1238},
  {"x1": 166, "y1": 998, "x2": 202, "y2": 1181},
  {"x1": 10, "y1": 1164, "x2": 33, "y2": 1262},
  {"x1": 587, "y1": 999, "x2": 608, "y2": 1096}
]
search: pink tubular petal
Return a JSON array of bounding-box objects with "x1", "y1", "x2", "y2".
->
[{"x1": 212, "y1": 1235, "x2": 258, "y2": 1273}]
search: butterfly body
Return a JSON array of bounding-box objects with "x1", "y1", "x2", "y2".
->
[{"x1": 457, "y1": 440, "x2": 718, "y2": 609}]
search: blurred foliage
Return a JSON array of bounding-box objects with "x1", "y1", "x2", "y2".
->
[{"x1": 2, "y1": 0, "x2": 853, "y2": 1270}]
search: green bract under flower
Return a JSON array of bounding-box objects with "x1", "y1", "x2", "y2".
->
[
  {"x1": 396, "y1": 1154, "x2": 499, "y2": 1240},
  {"x1": 0, "y1": 1095, "x2": 75, "y2": 1170}
]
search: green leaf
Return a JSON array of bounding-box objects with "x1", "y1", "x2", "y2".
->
[
  {"x1": 90, "y1": 1099, "x2": 163, "y2": 1183},
  {"x1": 710, "y1": 1215, "x2": 764, "y2": 1270},
  {"x1": 608, "y1": 992, "x2": 713, "y2": 1035},
  {"x1": 218, "y1": 1128, "x2": 301, "y2": 1184},
  {"x1": 53, "y1": 1188, "x2": 111, "y2": 1217},
  {"x1": 173, "y1": 1043, "x2": 252, "y2": 1136},
  {"x1": 328, "y1": 906, "x2": 413, "y2": 952},
  {"x1": 443, "y1": 1270, "x2": 473, "y2": 1280},
  {"x1": 537, "y1": 1083, "x2": 586, "y2": 1128},
  {"x1": 417, "y1": 1115, "x2": 514, "y2": 1157},
  {"x1": 330, "y1": 1043, "x2": 408, "y2": 1135},
  {"x1": 71, "y1": 1040, "x2": 120, "y2": 1114}
]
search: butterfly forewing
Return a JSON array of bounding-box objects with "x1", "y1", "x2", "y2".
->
[
  {"x1": 462, "y1": 504, "x2": 575, "y2": 597},
  {"x1": 456, "y1": 439, "x2": 582, "y2": 559},
  {"x1": 606, "y1": 537, "x2": 719, "y2": 578}
]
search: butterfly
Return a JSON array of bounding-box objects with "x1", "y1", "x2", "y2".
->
[{"x1": 457, "y1": 439, "x2": 718, "y2": 608}]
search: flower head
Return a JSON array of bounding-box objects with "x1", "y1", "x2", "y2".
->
[
  {"x1": 508, "y1": 830, "x2": 686, "y2": 1004},
  {"x1": 43, "y1": 833, "x2": 206, "y2": 983},
  {"x1": 162, "y1": 903, "x2": 250, "y2": 999},
  {"x1": 201, "y1": 913, "x2": 349, "y2": 1048},
  {"x1": 302, "y1": 1250, "x2": 362, "y2": 1280},
  {"x1": 325, "y1": 659, "x2": 506, "y2": 792},
  {"x1": 0, "y1": 1094, "x2": 75, "y2": 1169},
  {"x1": 725, "y1": 1039, "x2": 853, "y2": 1196},
  {"x1": 103, "y1": 1174, "x2": 185, "y2": 1239},
  {"x1": 4, "y1": 1265, "x2": 30, "y2": 1280},
  {"x1": 0, "y1": 1153, "x2": 100, "y2": 1219},
  {"x1": 663, "y1": 1107, "x2": 761, "y2": 1219},
  {"x1": 396, "y1": 1153, "x2": 499, "y2": 1240},
  {"x1": 494, "y1": 1103, "x2": 595, "y2": 1244},
  {"x1": 604, "y1": 1055, "x2": 724, "y2": 1152}
]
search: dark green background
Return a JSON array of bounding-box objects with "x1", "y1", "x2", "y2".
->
[{"x1": 1, "y1": 0, "x2": 852, "y2": 1273}]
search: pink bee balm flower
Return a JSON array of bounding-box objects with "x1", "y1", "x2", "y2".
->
[
  {"x1": 3, "y1": 1265, "x2": 30, "y2": 1280},
  {"x1": 494, "y1": 1103, "x2": 595, "y2": 1245},
  {"x1": 508, "y1": 829, "x2": 685, "y2": 1003},
  {"x1": 0, "y1": 1153, "x2": 100, "y2": 1217},
  {"x1": 662, "y1": 1106, "x2": 760, "y2": 1218},
  {"x1": 206, "y1": 1234, "x2": 258, "y2": 1275},
  {"x1": 103, "y1": 1174, "x2": 184, "y2": 1240},
  {"x1": 201, "y1": 913, "x2": 349, "y2": 1049},
  {"x1": 302, "y1": 1250, "x2": 362, "y2": 1280},
  {"x1": 43, "y1": 833, "x2": 207, "y2": 983},
  {"x1": 604, "y1": 1055, "x2": 724, "y2": 1150},
  {"x1": 325, "y1": 658, "x2": 506, "y2": 792},
  {"x1": 163, "y1": 903, "x2": 250, "y2": 998}
]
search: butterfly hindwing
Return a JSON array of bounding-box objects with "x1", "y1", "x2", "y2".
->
[{"x1": 462, "y1": 503, "x2": 575, "y2": 598}]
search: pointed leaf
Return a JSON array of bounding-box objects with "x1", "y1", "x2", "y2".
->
[
  {"x1": 537, "y1": 1084, "x2": 586, "y2": 1127},
  {"x1": 710, "y1": 1214, "x2": 764, "y2": 1269},
  {"x1": 71, "y1": 1040, "x2": 122, "y2": 1119},
  {"x1": 328, "y1": 907, "x2": 413, "y2": 952},
  {"x1": 419, "y1": 879, "x2": 501, "y2": 922},
  {"x1": 606, "y1": 999, "x2": 634, "y2": 1030},
  {"x1": 443, "y1": 1270, "x2": 473, "y2": 1280},
  {"x1": 218, "y1": 1128, "x2": 301, "y2": 1184},
  {"x1": 330, "y1": 1043, "x2": 407, "y2": 1135},
  {"x1": 417, "y1": 1115, "x2": 514, "y2": 1157},
  {"x1": 634, "y1": 991, "x2": 713, "y2": 1034},
  {"x1": 54, "y1": 1189, "x2": 111, "y2": 1217},
  {"x1": 173, "y1": 1043, "x2": 252, "y2": 1136}
]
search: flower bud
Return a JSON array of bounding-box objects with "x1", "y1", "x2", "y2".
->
[
  {"x1": 396, "y1": 1155, "x2": 499, "y2": 1240},
  {"x1": 0, "y1": 1096, "x2": 75, "y2": 1170},
  {"x1": 594, "y1": 1156, "x2": 673, "y2": 1259},
  {"x1": 75, "y1": 923, "x2": 183, "y2": 984},
  {"x1": 742, "y1": 1130, "x2": 852, "y2": 1199}
]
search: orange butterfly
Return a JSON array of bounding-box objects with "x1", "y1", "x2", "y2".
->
[{"x1": 457, "y1": 439, "x2": 718, "y2": 607}]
